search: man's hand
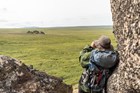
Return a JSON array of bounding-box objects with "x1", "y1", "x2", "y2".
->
[{"x1": 90, "y1": 41, "x2": 96, "y2": 48}]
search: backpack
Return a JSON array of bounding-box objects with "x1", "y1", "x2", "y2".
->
[
  {"x1": 90, "y1": 50, "x2": 118, "y2": 68},
  {"x1": 89, "y1": 64, "x2": 110, "y2": 93},
  {"x1": 79, "y1": 50, "x2": 118, "y2": 93},
  {"x1": 79, "y1": 64, "x2": 110, "y2": 93}
]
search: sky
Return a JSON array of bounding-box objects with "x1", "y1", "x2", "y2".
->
[{"x1": 0, "y1": 0, "x2": 113, "y2": 28}]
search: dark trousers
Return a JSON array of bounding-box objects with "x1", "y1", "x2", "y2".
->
[
  {"x1": 78, "y1": 86, "x2": 104, "y2": 93},
  {"x1": 78, "y1": 85, "x2": 89, "y2": 93},
  {"x1": 78, "y1": 88, "x2": 89, "y2": 93}
]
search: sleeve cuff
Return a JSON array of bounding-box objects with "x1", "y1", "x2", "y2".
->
[{"x1": 83, "y1": 45, "x2": 94, "y2": 51}]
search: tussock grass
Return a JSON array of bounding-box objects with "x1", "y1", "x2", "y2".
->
[{"x1": 0, "y1": 27, "x2": 116, "y2": 85}]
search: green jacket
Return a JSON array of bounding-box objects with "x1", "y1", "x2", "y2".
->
[
  {"x1": 79, "y1": 45, "x2": 94, "y2": 68},
  {"x1": 79, "y1": 45, "x2": 94, "y2": 92}
]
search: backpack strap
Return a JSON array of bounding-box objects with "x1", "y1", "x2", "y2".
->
[
  {"x1": 89, "y1": 64, "x2": 110, "y2": 93},
  {"x1": 96, "y1": 70, "x2": 102, "y2": 84}
]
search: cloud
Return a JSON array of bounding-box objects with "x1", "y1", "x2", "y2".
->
[
  {"x1": 0, "y1": 8, "x2": 8, "y2": 12},
  {"x1": 0, "y1": 0, "x2": 112, "y2": 28},
  {"x1": 2, "y1": 8, "x2": 7, "y2": 11},
  {"x1": 0, "y1": 19, "x2": 8, "y2": 22}
]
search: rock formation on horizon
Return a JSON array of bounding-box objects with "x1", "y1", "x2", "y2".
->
[
  {"x1": 0, "y1": 55, "x2": 72, "y2": 93},
  {"x1": 108, "y1": 0, "x2": 140, "y2": 93},
  {"x1": 27, "y1": 30, "x2": 45, "y2": 34}
]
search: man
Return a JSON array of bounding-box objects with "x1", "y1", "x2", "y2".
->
[{"x1": 78, "y1": 35, "x2": 119, "y2": 93}]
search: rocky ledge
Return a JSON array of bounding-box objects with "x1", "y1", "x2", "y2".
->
[{"x1": 0, "y1": 55, "x2": 72, "y2": 93}]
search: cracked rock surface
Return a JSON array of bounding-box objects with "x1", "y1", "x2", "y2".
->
[
  {"x1": 108, "y1": 0, "x2": 140, "y2": 93},
  {"x1": 0, "y1": 55, "x2": 72, "y2": 93}
]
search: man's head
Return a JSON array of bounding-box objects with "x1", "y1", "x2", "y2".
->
[{"x1": 93, "y1": 35, "x2": 113, "y2": 50}]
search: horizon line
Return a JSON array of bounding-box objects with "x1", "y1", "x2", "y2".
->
[{"x1": 0, "y1": 25, "x2": 113, "y2": 29}]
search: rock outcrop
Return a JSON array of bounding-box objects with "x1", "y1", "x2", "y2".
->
[
  {"x1": 0, "y1": 55, "x2": 72, "y2": 93},
  {"x1": 108, "y1": 0, "x2": 140, "y2": 93},
  {"x1": 27, "y1": 30, "x2": 45, "y2": 34}
]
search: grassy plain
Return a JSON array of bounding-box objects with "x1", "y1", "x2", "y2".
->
[{"x1": 0, "y1": 26, "x2": 116, "y2": 86}]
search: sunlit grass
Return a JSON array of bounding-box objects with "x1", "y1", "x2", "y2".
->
[{"x1": 0, "y1": 26, "x2": 116, "y2": 85}]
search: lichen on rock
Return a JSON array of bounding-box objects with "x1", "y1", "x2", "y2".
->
[
  {"x1": 0, "y1": 55, "x2": 72, "y2": 93},
  {"x1": 108, "y1": 0, "x2": 140, "y2": 93}
]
